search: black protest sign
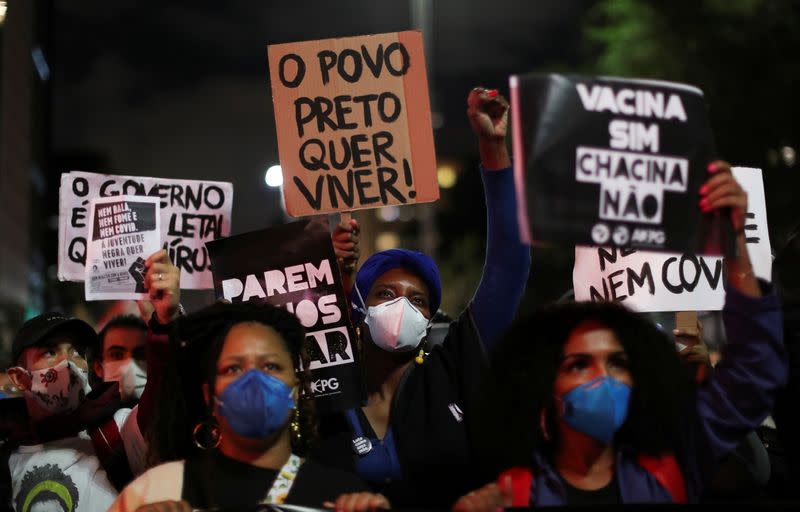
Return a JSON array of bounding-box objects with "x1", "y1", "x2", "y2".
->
[
  {"x1": 510, "y1": 73, "x2": 727, "y2": 254},
  {"x1": 207, "y1": 219, "x2": 364, "y2": 413}
]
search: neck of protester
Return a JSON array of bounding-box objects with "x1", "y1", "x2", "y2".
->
[
  {"x1": 362, "y1": 339, "x2": 415, "y2": 399},
  {"x1": 554, "y1": 423, "x2": 616, "y2": 489},
  {"x1": 218, "y1": 423, "x2": 292, "y2": 470}
]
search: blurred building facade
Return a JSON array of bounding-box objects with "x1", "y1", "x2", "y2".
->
[{"x1": 0, "y1": 0, "x2": 51, "y2": 363}]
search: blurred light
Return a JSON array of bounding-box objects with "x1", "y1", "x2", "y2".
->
[
  {"x1": 264, "y1": 165, "x2": 283, "y2": 187},
  {"x1": 0, "y1": 2, "x2": 6, "y2": 25},
  {"x1": 437, "y1": 164, "x2": 457, "y2": 189},
  {"x1": 781, "y1": 146, "x2": 796, "y2": 167},
  {"x1": 377, "y1": 205, "x2": 400, "y2": 222},
  {"x1": 31, "y1": 47, "x2": 50, "y2": 81},
  {"x1": 375, "y1": 232, "x2": 400, "y2": 251},
  {"x1": 432, "y1": 112, "x2": 445, "y2": 130}
]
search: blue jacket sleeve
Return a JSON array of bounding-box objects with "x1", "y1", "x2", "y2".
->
[
  {"x1": 696, "y1": 281, "x2": 787, "y2": 463},
  {"x1": 467, "y1": 165, "x2": 531, "y2": 352}
]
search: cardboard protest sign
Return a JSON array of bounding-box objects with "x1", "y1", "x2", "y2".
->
[
  {"x1": 268, "y1": 31, "x2": 439, "y2": 216},
  {"x1": 573, "y1": 167, "x2": 772, "y2": 312},
  {"x1": 58, "y1": 171, "x2": 233, "y2": 289},
  {"x1": 206, "y1": 219, "x2": 364, "y2": 413},
  {"x1": 510, "y1": 73, "x2": 725, "y2": 254},
  {"x1": 85, "y1": 196, "x2": 161, "y2": 301}
]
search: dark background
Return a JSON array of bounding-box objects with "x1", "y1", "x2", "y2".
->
[{"x1": 2, "y1": 0, "x2": 799, "y2": 341}]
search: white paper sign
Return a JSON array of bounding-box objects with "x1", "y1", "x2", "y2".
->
[
  {"x1": 58, "y1": 171, "x2": 234, "y2": 289},
  {"x1": 573, "y1": 167, "x2": 772, "y2": 312},
  {"x1": 85, "y1": 196, "x2": 161, "y2": 301}
]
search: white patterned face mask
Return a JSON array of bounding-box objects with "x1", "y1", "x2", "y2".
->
[
  {"x1": 21, "y1": 359, "x2": 91, "y2": 419},
  {"x1": 363, "y1": 297, "x2": 430, "y2": 353},
  {"x1": 102, "y1": 359, "x2": 147, "y2": 402}
]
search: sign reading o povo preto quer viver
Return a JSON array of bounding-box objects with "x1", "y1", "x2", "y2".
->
[
  {"x1": 510, "y1": 74, "x2": 725, "y2": 254},
  {"x1": 268, "y1": 31, "x2": 439, "y2": 216}
]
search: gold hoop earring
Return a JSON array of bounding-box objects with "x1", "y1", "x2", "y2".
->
[
  {"x1": 290, "y1": 407, "x2": 302, "y2": 444},
  {"x1": 193, "y1": 419, "x2": 221, "y2": 450}
]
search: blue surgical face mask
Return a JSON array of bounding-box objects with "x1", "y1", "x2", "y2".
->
[
  {"x1": 217, "y1": 370, "x2": 296, "y2": 440},
  {"x1": 558, "y1": 376, "x2": 631, "y2": 444}
]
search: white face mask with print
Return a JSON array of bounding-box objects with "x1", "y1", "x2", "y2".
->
[
  {"x1": 102, "y1": 359, "x2": 147, "y2": 402},
  {"x1": 22, "y1": 359, "x2": 91, "y2": 420},
  {"x1": 364, "y1": 296, "x2": 430, "y2": 353}
]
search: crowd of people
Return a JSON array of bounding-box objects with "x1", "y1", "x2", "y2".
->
[{"x1": 0, "y1": 86, "x2": 796, "y2": 512}]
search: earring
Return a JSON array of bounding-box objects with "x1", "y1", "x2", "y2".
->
[
  {"x1": 193, "y1": 419, "x2": 221, "y2": 450},
  {"x1": 540, "y1": 409, "x2": 551, "y2": 443},
  {"x1": 290, "y1": 408, "x2": 302, "y2": 443},
  {"x1": 415, "y1": 347, "x2": 425, "y2": 365}
]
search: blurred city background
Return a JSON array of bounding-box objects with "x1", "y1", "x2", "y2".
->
[{"x1": 1, "y1": 0, "x2": 799, "y2": 364}]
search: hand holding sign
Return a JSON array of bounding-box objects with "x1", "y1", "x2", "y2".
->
[
  {"x1": 698, "y1": 161, "x2": 760, "y2": 297},
  {"x1": 700, "y1": 160, "x2": 748, "y2": 231},
  {"x1": 142, "y1": 249, "x2": 182, "y2": 324},
  {"x1": 333, "y1": 217, "x2": 361, "y2": 292},
  {"x1": 468, "y1": 87, "x2": 511, "y2": 170}
]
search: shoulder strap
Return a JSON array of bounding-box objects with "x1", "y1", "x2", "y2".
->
[
  {"x1": 497, "y1": 466, "x2": 534, "y2": 507},
  {"x1": 637, "y1": 453, "x2": 687, "y2": 504},
  {"x1": 88, "y1": 418, "x2": 133, "y2": 492},
  {"x1": 260, "y1": 454, "x2": 303, "y2": 505}
]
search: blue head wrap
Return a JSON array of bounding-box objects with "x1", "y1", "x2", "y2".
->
[{"x1": 352, "y1": 249, "x2": 442, "y2": 324}]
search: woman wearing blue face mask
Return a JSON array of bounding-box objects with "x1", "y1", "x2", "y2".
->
[
  {"x1": 315, "y1": 87, "x2": 532, "y2": 507},
  {"x1": 454, "y1": 163, "x2": 788, "y2": 509},
  {"x1": 110, "y1": 302, "x2": 389, "y2": 512}
]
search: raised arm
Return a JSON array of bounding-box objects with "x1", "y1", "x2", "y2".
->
[
  {"x1": 695, "y1": 161, "x2": 787, "y2": 463},
  {"x1": 136, "y1": 249, "x2": 182, "y2": 432},
  {"x1": 466, "y1": 87, "x2": 531, "y2": 351}
]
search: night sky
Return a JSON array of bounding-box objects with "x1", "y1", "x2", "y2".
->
[{"x1": 51, "y1": 0, "x2": 589, "y2": 235}]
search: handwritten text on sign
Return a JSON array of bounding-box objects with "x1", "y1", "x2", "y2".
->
[
  {"x1": 268, "y1": 31, "x2": 438, "y2": 216},
  {"x1": 58, "y1": 171, "x2": 233, "y2": 289},
  {"x1": 573, "y1": 167, "x2": 772, "y2": 312}
]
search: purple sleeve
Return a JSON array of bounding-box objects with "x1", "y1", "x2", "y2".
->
[
  {"x1": 136, "y1": 320, "x2": 170, "y2": 433},
  {"x1": 696, "y1": 281, "x2": 788, "y2": 462},
  {"x1": 468, "y1": 166, "x2": 531, "y2": 352}
]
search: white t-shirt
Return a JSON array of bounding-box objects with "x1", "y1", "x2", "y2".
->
[{"x1": 8, "y1": 406, "x2": 146, "y2": 512}]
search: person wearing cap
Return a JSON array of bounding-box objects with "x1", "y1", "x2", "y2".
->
[
  {"x1": 1, "y1": 249, "x2": 181, "y2": 512},
  {"x1": 315, "y1": 87, "x2": 531, "y2": 507}
]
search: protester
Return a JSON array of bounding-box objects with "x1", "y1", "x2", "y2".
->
[
  {"x1": 672, "y1": 317, "x2": 772, "y2": 501},
  {"x1": 454, "y1": 162, "x2": 787, "y2": 508},
  {"x1": 315, "y1": 86, "x2": 532, "y2": 507},
  {"x1": 0, "y1": 249, "x2": 180, "y2": 511},
  {"x1": 111, "y1": 301, "x2": 389, "y2": 511},
  {"x1": 89, "y1": 315, "x2": 148, "y2": 406}
]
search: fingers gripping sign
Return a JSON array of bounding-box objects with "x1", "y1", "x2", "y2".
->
[
  {"x1": 699, "y1": 160, "x2": 749, "y2": 232},
  {"x1": 333, "y1": 215, "x2": 361, "y2": 293},
  {"x1": 140, "y1": 249, "x2": 182, "y2": 324},
  {"x1": 323, "y1": 492, "x2": 391, "y2": 512}
]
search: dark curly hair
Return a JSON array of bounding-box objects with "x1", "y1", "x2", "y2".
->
[
  {"x1": 471, "y1": 300, "x2": 697, "y2": 482},
  {"x1": 15, "y1": 463, "x2": 80, "y2": 512},
  {"x1": 146, "y1": 301, "x2": 317, "y2": 465}
]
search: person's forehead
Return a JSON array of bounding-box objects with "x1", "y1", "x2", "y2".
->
[
  {"x1": 219, "y1": 322, "x2": 292, "y2": 361},
  {"x1": 563, "y1": 322, "x2": 624, "y2": 354},
  {"x1": 103, "y1": 325, "x2": 147, "y2": 350},
  {"x1": 372, "y1": 268, "x2": 429, "y2": 293},
  {"x1": 20, "y1": 334, "x2": 84, "y2": 364}
]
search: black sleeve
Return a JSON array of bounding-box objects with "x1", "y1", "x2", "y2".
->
[{"x1": 288, "y1": 460, "x2": 370, "y2": 506}]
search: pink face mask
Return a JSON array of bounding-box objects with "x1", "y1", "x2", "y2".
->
[{"x1": 363, "y1": 297, "x2": 430, "y2": 352}]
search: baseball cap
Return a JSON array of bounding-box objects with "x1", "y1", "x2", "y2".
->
[{"x1": 12, "y1": 312, "x2": 98, "y2": 364}]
